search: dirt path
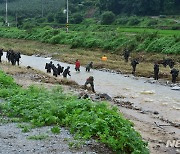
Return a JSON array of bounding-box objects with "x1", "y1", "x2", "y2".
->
[{"x1": 0, "y1": 63, "x2": 179, "y2": 154}]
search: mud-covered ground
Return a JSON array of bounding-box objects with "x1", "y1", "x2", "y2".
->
[{"x1": 0, "y1": 63, "x2": 180, "y2": 154}]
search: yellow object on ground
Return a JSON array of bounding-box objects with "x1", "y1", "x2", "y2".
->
[{"x1": 101, "y1": 56, "x2": 107, "y2": 61}]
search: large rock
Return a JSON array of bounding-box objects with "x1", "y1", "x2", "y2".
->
[{"x1": 98, "y1": 93, "x2": 112, "y2": 101}]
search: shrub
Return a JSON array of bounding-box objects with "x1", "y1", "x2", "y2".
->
[
  {"x1": 101, "y1": 11, "x2": 115, "y2": 25},
  {"x1": 55, "y1": 11, "x2": 66, "y2": 24},
  {"x1": 71, "y1": 13, "x2": 84, "y2": 24},
  {"x1": 128, "y1": 16, "x2": 141, "y2": 26},
  {"x1": 115, "y1": 17, "x2": 129, "y2": 25},
  {"x1": 146, "y1": 37, "x2": 175, "y2": 52},
  {"x1": 147, "y1": 19, "x2": 158, "y2": 26},
  {"x1": 47, "y1": 14, "x2": 54, "y2": 23}
]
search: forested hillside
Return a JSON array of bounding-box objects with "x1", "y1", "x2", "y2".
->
[
  {"x1": 0, "y1": 0, "x2": 179, "y2": 54},
  {"x1": 97, "y1": 0, "x2": 180, "y2": 15},
  {"x1": 0, "y1": 0, "x2": 65, "y2": 18},
  {"x1": 0, "y1": 0, "x2": 179, "y2": 23}
]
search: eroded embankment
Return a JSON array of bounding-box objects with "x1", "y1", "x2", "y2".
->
[{"x1": 0, "y1": 64, "x2": 149, "y2": 154}]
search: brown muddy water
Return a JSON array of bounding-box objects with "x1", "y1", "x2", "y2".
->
[{"x1": 2, "y1": 54, "x2": 180, "y2": 125}]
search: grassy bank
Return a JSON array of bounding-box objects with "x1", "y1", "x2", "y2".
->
[
  {"x1": 0, "y1": 70, "x2": 149, "y2": 153},
  {"x1": 0, "y1": 25, "x2": 179, "y2": 54}
]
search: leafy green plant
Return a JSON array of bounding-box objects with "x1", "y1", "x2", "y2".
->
[
  {"x1": 51, "y1": 126, "x2": 61, "y2": 134},
  {"x1": 101, "y1": 11, "x2": 115, "y2": 25},
  {"x1": 17, "y1": 124, "x2": 32, "y2": 132}
]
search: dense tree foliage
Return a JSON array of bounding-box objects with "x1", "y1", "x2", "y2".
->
[
  {"x1": 0, "y1": 0, "x2": 179, "y2": 19},
  {"x1": 0, "y1": 0, "x2": 65, "y2": 17},
  {"x1": 0, "y1": 0, "x2": 179, "y2": 27},
  {"x1": 101, "y1": 11, "x2": 115, "y2": 25},
  {"x1": 98, "y1": 0, "x2": 180, "y2": 15}
]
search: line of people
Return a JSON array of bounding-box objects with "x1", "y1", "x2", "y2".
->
[
  {"x1": 0, "y1": 49, "x2": 21, "y2": 66},
  {"x1": 45, "y1": 61, "x2": 71, "y2": 78},
  {"x1": 123, "y1": 48, "x2": 179, "y2": 83},
  {"x1": 45, "y1": 60, "x2": 95, "y2": 92}
]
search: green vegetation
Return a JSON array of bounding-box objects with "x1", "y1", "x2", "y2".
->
[
  {"x1": 17, "y1": 123, "x2": 32, "y2": 132},
  {"x1": 117, "y1": 27, "x2": 180, "y2": 35},
  {"x1": 0, "y1": 26, "x2": 179, "y2": 54},
  {"x1": 0, "y1": 0, "x2": 179, "y2": 29},
  {"x1": 27, "y1": 134, "x2": 49, "y2": 140},
  {"x1": 51, "y1": 126, "x2": 61, "y2": 134},
  {"x1": 68, "y1": 140, "x2": 85, "y2": 149},
  {"x1": 0, "y1": 70, "x2": 149, "y2": 153},
  {"x1": 97, "y1": 0, "x2": 180, "y2": 16}
]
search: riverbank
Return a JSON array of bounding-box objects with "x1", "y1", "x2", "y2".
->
[
  {"x1": 0, "y1": 38, "x2": 179, "y2": 82},
  {"x1": 0, "y1": 62, "x2": 150, "y2": 153},
  {"x1": 0, "y1": 61, "x2": 179, "y2": 154}
]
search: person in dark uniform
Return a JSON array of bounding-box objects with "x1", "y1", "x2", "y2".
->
[
  {"x1": 57, "y1": 64, "x2": 62, "y2": 75},
  {"x1": 0, "y1": 49, "x2": 3, "y2": 63},
  {"x1": 52, "y1": 64, "x2": 58, "y2": 77},
  {"x1": 60, "y1": 67, "x2": 64, "y2": 74},
  {"x1": 168, "y1": 59, "x2": 175, "y2": 69},
  {"x1": 161, "y1": 58, "x2": 175, "y2": 68},
  {"x1": 84, "y1": 76, "x2": 95, "y2": 93},
  {"x1": 45, "y1": 61, "x2": 53, "y2": 73},
  {"x1": 170, "y1": 68, "x2": 179, "y2": 83},
  {"x1": 154, "y1": 63, "x2": 159, "y2": 80},
  {"x1": 14, "y1": 52, "x2": 21, "y2": 65},
  {"x1": 131, "y1": 59, "x2": 139, "y2": 75},
  {"x1": 86, "y1": 62, "x2": 93, "y2": 72},
  {"x1": 63, "y1": 66, "x2": 71, "y2": 78},
  {"x1": 10, "y1": 51, "x2": 16, "y2": 65},
  {"x1": 123, "y1": 48, "x2": 130, "y2": 62}
]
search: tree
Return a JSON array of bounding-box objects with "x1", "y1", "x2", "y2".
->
[
  {"x1": 47, "y1": 13, "x2": 54, "y2": 22},
  {"x1": 55, "y1": 11, "x2": 66, "y2": 24},
  {"x1": 101, "y1": 11, "x2": 115, "y2": 25},
  {"x1": 71, "y1": 13, "x2": 83, "y2": 24}
]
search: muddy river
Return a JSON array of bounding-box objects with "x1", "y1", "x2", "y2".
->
[{"x1": 2, "y1": 54, "x2": 180, "y2": 125}]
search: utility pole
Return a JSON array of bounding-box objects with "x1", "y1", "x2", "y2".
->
[
  {"x1": 5, "y1": 0, "x2": 8, "y2": 25},
  {"x1": 66, "y1": 0, "x2": 68, "y2": 32}
]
